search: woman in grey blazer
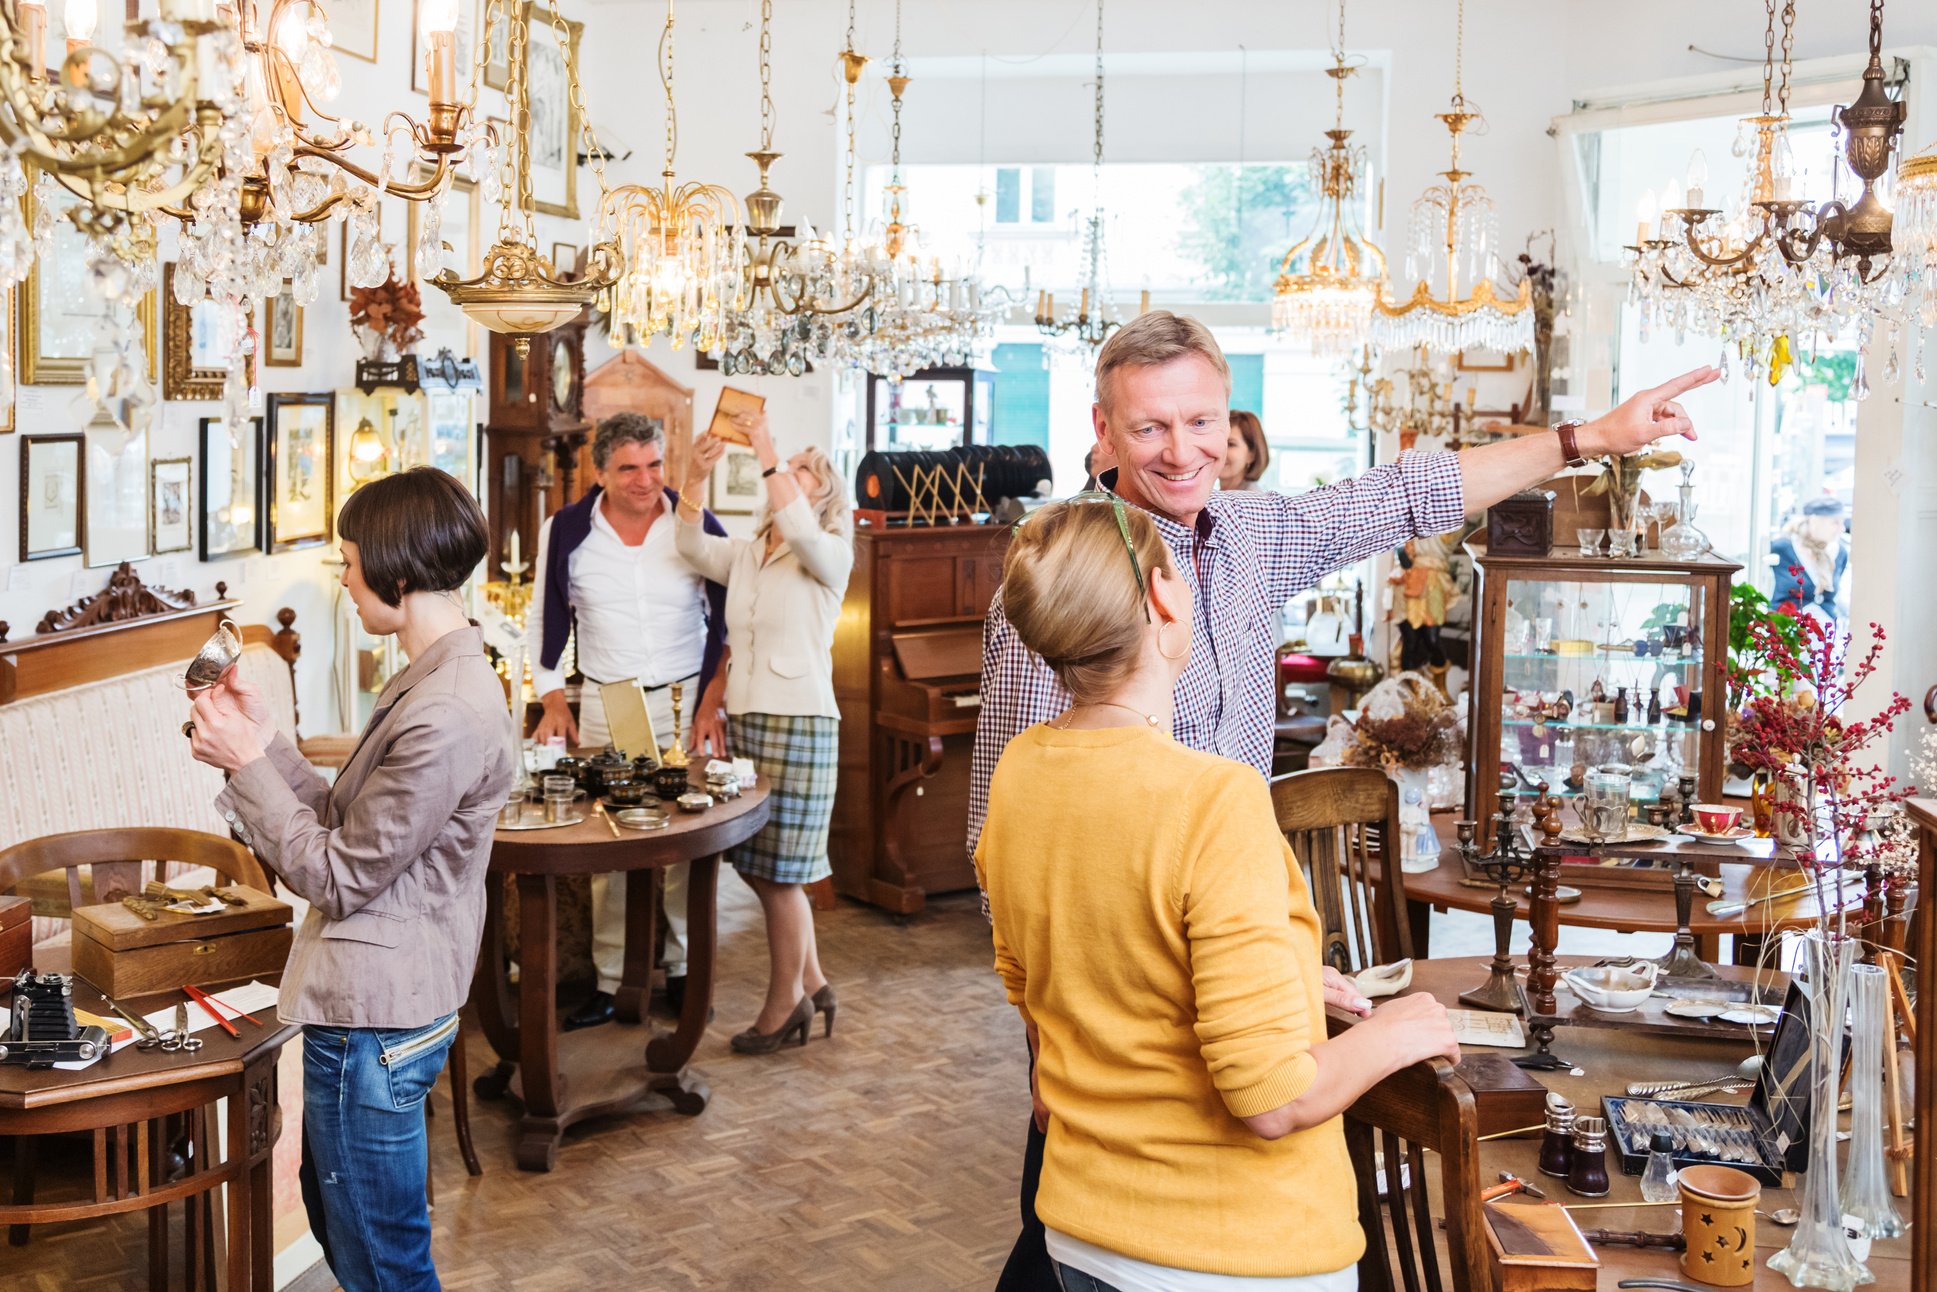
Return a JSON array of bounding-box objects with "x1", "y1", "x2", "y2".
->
[
  {"x1": 677, "y1": 412, "x2": 853, "y2": 1055},
  {"x1": 186, "y1": 468, "x2": 515, "y2": 1292}
]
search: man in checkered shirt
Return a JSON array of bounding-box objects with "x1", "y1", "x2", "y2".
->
[{"x1": 972, "y1": 310, "x2": 1716, "y2": 1292}]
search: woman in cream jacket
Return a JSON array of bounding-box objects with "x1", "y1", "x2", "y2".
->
[{"x1": 677, "y1": 411, "x2": 853, "y2": 1053}]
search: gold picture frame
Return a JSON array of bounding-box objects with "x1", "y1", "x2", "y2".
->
[
  {"x1": 149, "y1": 455, "x2": 193, "y2": 554},
  {"x1": 518, "y1": 8, "x2": 580, "y2": 218},
  {"x1": 163, "y1": 264, "x2": 253, "y2": 400},
  {"x1": 1456, "y1": 348, "x2": 1518, "y2": 373},
  {"x1": 265, "y1": 289, "x2": 304, "y2": 367},
  {"x1": 20, "y1": 180, "x2": 157, "y2": 386}
]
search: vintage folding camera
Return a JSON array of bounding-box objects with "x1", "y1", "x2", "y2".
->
[{"x1": 0, "y1": 969, "x2": 112, "y2": 1068}]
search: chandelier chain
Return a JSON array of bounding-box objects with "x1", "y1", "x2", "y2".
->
[
  {"x1": 889, "y1": 0, "x2": 904, "y2": 173},
  {"x1": 842, "y1": 0, "x2": 859, "y2": 240},
  {"x1": 1092, "y1": 0, "x2": 1106, "y2": 171},
  {"x1": 539, "y1": 0, "x2": 610, "y2": 207},
  {"x1": 757, "y1": 0, "x2": 774, "y2": 153},
  {"x1": 1778, "y1": 0, "x2": 1795, "y2": 118},
  {"x1": 507, "y1": 0, "x2": 536, "y2": 247},
  {"x1": 1452, "y1": 0, "x2": 1465, "y2": 109},
  {"x1": 660, "y1": 0, "x2": 678, "y2": 177},
  {"x1": 1762, "y1": 0, "x2": 1776, "y2": 117}
]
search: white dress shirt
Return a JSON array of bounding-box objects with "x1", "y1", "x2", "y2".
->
[{"x1": 528, "y1": 493, "x2": 709, "y2": 697}]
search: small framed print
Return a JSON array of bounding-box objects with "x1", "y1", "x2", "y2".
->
[
  {"x1": 550, "y1": 242, "x2": 579, "y2": 276},
  {"x1": 266, "y1": 393, "x2": 335, "y2": 553},
  {"x1": 149, "y1": 457, "x2": 192, "y2": 555},
  {"x1": 84, "y1": 423, "x2": 149, "y2": 568},
  {"x1": 22, "y1": 174, "x2": 158, "y2": 385},
  {"x1": 265, "y1": 290, "x2": 304, "y2": 367},
  {"x1": 163, "y1": 264, "x2": 250, "y2": 400},
  {"x1": 1456, "y1": 348, "x2": 1518, "y2": 373},
  {"x1": 412, "y1": 0, "x2": 476, "y2": 93},
  {"x1": 200, "y1": 416, "x2": 264, "y2": 560},
  {"x1": 521, "y1": 9, "x2": 582, "y2": 218},
  {"x1": 19, "y1": 433, "x2": 83, "y2": 560},
  {"x1": 710, "y1": 446, "x2": 762, "y2": 516},
  {"x1": 330, "y1": 0, "x2": 379, "y2": 62}
]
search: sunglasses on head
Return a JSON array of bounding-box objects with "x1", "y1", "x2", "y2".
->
[{"x1": 1063, "y1": 489, "x2": 1151, "y2": 623}]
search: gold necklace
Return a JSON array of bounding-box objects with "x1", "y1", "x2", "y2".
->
[{"x1": 1055, "y1": 701, "x2": 1163, "y2": 730}]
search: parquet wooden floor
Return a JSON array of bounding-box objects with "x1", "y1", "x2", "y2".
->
[{"x1": 7, "y1": 872, "x2": 1655, "y2": 1292}]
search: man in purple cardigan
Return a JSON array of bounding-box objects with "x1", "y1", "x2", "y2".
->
[{"x1": 529, "y1": 413, "x2": 730, "y2": 1027}]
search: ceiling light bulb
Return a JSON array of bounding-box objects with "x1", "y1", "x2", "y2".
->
[
  {"x1": 421, "y1": 0, "x2": 459, "y2": 37},
  {"x1": 273, "y1": 6, "x2": 307, "y2": 60},
  {"x1": 63, "y1": 0, "x2": 96, "y2": 43}
]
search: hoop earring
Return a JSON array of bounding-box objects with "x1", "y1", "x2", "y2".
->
[{"x1": 1158, "y1": 619, "x2": 1188, "y2": 661}]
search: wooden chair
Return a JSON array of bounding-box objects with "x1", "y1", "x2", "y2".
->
[
  {"x1": 1328, "y1": 1008, "x2": 1489, "y2": 1292},
  {"x1": 1269, "y1": 767, "x2": 1412, "y2": 975}
]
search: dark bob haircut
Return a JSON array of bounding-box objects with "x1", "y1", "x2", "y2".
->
[
  {"x1": 1229, "y1": 410, "x2": 1269, "y2": 484},
  {"x1": 336, "y1": 468, "x2": 489, "y2": 608}
]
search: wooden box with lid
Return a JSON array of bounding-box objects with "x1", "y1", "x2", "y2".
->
[
  {"x1": 0, "y1": 895, "x2": 30, "y2": 980},
  {"x1": 71, "y1": 886, "x2": 292, "y2": 997}
]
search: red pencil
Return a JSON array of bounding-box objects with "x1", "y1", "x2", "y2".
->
[{"x1": 181, "y1": 983, "x2": 241, "y2": 1036}]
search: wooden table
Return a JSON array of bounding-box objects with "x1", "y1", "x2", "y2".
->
[
  {"x1": 0, "y1": 971, "x2": 298, "y2": 1291},
  {"x1": 1404, "y1": 814, "x2": 1859, "y2": 962},
  {"x1": 1402, "y1": 957, "x2": 1913, "y2": 1289},
  {"x1": 470, "y1": 786, "x2": 771, "y2": 1171}
]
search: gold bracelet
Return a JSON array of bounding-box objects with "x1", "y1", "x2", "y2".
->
[{"x1": 677, "y1": 494, "x2": 703, "y2": 519}]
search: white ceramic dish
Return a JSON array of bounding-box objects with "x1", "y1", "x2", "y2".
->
[
  {"x1": 1562, "y1": 963, "x2": 1659, "y2": 1013},
  {"x1": 1718, "y1": 1003, "x2": 1781, "y2": 1026}
]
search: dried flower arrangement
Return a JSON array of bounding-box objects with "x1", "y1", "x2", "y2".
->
[
  {"x1": 348, "y1": 269, "x2": 425, "y2": 354},
  {"x1": 1338, "y1": 671, "x2": 1463, "y2": 772}
]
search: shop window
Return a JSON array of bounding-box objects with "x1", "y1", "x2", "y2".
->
[
  {"x1": 989, "y1": 343, "x2": 1051, "y2": 450},
  {"x1": 994, "y1": 167, "x2": 1020, "y2": 224},
  {"x1": 1029, "y1": 167, "x2": 1056, "y2": 223}
]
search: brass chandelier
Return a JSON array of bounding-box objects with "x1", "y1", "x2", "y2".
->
[
  {"x1": 1034, "y1": 0, "x2": 1132, "y2": 352},
  {"x1": 436, "y1": 0, "x2": 619, "y2": 355},
  {"x1": 1271, "y1": 0, "x2": 1386, "y2": 358},
  {"x1": 1371, "y1": 0, "x2": 1532, "y2": 356},
  {"x1": 594, "y1": 0, "x2": 745, "y2": 352}
]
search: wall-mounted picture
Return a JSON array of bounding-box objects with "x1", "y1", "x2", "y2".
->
[
  {"x1": 200, "y1": 415, "x2": 264, "y2": 560},
  {"x1": 21, "y1": 176, "x2": 158, "y2": 385},
  {"x1": 19, "y1": 433, "x2": 82, "y2": 560},
  {"x1": 164, "y1": 265, "x2": 250, "y2": 400},
  {"x1": 84, "y1": 423, "x2": 149, "y2": 568},
  {"x1": 550, "y1": 242, "x2": 579, "y2": 276},
  {"x1": 522, "y1": 9, "x2": 581, "y2": 218},
  {"x1": 329, "y1": 0, "x2": 379, "y2": 62},
  {"x1": 266, "y1": 291, "x2": 304, "y2": 367},
  {"x1": 711, "y1": 445, "x2": 762, "y2": 516},
  {"x1": 412, "y1": 0, "x2": 475, "y2": 93},
  {"x1": 267, "y1": 393, "x2": 335, "y2": 552},
  {"x1": 425, "y1": 388, "x2": 477, "y2": 483},
  {"x1": 1457, "y1": 348, "x2": 1518, "y2": 373},
  {"x1": 483, "y1": 0, "x2": 521, "y2": 90},
  {"x1": 149, "y1": 457, "x2": 193, "y2": 555}
]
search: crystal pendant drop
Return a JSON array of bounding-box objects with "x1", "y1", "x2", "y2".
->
[{"x1": 1851, "y1": 351, "x2": 1870, "y2": 402}]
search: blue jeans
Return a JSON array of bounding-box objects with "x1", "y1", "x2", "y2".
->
[
  {"x1": 300, "y1": 1015, "x2": 458, "y2": 1292},
  {"x1": 1051, "y1": 1263, "x2": 1123, "y2": 1292}
]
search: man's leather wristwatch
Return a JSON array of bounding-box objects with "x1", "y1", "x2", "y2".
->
[{"x1": 1554, "y1": 419, "x2": 1588, "y2": 469}]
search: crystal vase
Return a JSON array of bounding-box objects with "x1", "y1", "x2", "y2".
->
[
  {"x1": 1839, "y1": 962, "x2": 1904, "y2": 1241},
  {"x1": 1768, "y1": 930, "x2": 1872, "y2": 1289}
]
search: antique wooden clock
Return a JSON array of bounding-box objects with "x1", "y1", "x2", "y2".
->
[{"x1": 482, "y1": 313, "x2": 591, "y2": 582}]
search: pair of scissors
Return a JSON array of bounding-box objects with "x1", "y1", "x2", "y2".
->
[{"x1": 109, "y1": 999, "x2": 203, "y2": 1053}]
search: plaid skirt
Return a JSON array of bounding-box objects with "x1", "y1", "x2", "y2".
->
[{"x1": 727, "y1": 713, "x2": 838, "y2": 885}]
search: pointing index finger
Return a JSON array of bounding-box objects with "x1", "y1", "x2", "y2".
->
[{"x1": 1648, "y1": 366, "x2": 1721, "y2": 403}]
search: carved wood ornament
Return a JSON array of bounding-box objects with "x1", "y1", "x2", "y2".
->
[{"x1": 35, "y1": 563, "x2": 206, "y2": 635}]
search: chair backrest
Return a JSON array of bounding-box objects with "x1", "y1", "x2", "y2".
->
[
  {"x1": 1329, "y1": 1009, "x2": 1488, "y2": 1292},
  {"x1": 1270, "y1": 766, "x2": 1411, "y2": 975},
  {"x1": 0, "y1": 828, "x2": 270, "y2": 914}
]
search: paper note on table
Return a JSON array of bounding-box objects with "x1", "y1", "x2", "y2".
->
[{"x1": 1446, "y1": 1008, "x2": 1527, "y2": 1048}]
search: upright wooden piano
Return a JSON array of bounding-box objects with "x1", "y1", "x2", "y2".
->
[{"x1": 831, "y1": 523, "x2": 1013, "y2": 914}]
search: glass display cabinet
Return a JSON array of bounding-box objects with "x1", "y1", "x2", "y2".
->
[
  {"x1": 865, "y1": 366, "x2": 994, "y2": 450},
  {"x1": 1465, "y1": 541, "x2": 1741, "y2": 846}
]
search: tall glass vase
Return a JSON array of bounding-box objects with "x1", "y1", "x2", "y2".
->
[
  {"x1": 1769, "y1": 930, "x2": 1872, "y2": 1289},
  {"x1": 1839, "y1": 963, "x2": 1904, "y2": 1240}
]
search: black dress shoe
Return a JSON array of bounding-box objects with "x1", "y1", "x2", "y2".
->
[{"x1": 563, "y1": 990, "x2": 616, "y2": 1031}]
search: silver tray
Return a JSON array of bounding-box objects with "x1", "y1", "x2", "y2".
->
[
  {"x1": 496, "y1": 809, "x2": 588, "y2": 831},
  {"x1": 1555, "y1": 821, "x2": 1675, "y2": 845},
  {"x1": 614, "y1": 808, "x2": 671, "y2": 831}
]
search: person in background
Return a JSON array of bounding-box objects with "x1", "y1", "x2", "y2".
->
[
  {"x1": 676, "y1": 412, "x2": 854, "y2": 1053},
  {"x1": 1770, "y1": 495, "x2": 1847, "y2": 621},
  {"x1": 185, "y1": 469, "x2": 515, "y2": 1291},
  {"x1": 978, "y1": 494, "x2": 1459, "y2": 1291},
  {"x1": 970, "y1": 309, "x2": 1718, "y2": 1292},
  {"x1": 1219, "y1": 408, "x2": 1270, "y2": 492},
  {"x1": 527, "y1": 412, "x2": 732, "y2": 1028}
]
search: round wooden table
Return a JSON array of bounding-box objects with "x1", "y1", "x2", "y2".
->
[
  {"x1": 1402, "y1": 815, "x2": 1858, "y2": 963},
  {"x1": 469, "y1": 785, "x2": 771, "y2": 1171}
]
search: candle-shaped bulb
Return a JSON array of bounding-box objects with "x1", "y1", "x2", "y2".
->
[
  {"x1": 19, "y1": 0, "x2": 47, "y2": 78},
  {"x1": 1770, "y1": 129, "x2": 1795, "y2": 199},
  {"x1": 421, "y1": 0, "x2": 460, "y2": 34},
  {"x1": 1684, "y1": 148, "x2": 1709, "y2": 208},
  {"x1": 508, "y1": 527, "x2": 521, "y2": 571},
  {"x1": 1658, "y1": 179, "x2": 1683, "y2": 238},
  {"x1": 63, "y1": 0, "x2": 96, "y2": 44},
  {"x1": 1634, "y1": 188, "x2": 1656, "y2": 245},
  {"x1": 795, "y1": 218, "x2": 817, "y2": 246}
]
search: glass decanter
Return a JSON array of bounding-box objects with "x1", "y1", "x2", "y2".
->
[
  {"x1": 1659, "y1": 461, "x2": 1709, "y2": 560},
  {"x1": 1840, "y1": 963, "x2": 1905, "y2": 1241}
]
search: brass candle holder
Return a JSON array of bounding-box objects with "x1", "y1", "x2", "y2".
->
[{"x1": 659, "y1": 681, "x2": 690, "y2": 769}]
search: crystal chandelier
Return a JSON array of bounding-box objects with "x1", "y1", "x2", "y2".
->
[
  {"x1": 712, "y1": 0, "x2": 874, "y2": 378},
  {"x1": 1034, "y1": 0, "x2": 1135, "y2": 353},
  {"x1": 1371, "y1": 0, "x2": 1532, "y2": 356},
  {"x1": 435, "y1": 0, "x2": 619, "y2": 353},
  {"x1": 595, "y1": 0, "x2": 746, "y2": 352},
  {"x1": 1271, "y1": 0, "x2": 1386, "y2": 358}
]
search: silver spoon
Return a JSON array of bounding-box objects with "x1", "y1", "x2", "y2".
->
[{"x1": 1626, "y1": 1054, "x2": 1763, "y2": 1098}]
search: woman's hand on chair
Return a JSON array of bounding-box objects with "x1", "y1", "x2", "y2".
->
[{"x1": 1365, "y1": 991, "x2": 1461, "y2": 1067}]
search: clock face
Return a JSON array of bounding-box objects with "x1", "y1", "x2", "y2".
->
[{"x1": 550, "y1": 338, "x2": 575, "y2": 411}]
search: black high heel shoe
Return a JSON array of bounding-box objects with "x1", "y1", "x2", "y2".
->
[
  {"x1": 810, "y1": 983, "x2": 837, "y2": 1038},
  {"x1": 730, "y1": 996, "x2": 814, "y2": 1055}
]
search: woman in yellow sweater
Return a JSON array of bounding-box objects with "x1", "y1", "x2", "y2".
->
[{"x1": 976, "y1": 495, "x2": 1460, "y2": 1291}]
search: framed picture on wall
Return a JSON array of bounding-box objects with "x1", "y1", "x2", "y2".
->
[
  {"x1": 200, "y1": 416, "x2": 264, "y2": 560},
  {"x1": 425, "y1": 388, "x2": 477, "y2": 482},
  {"x1": 266, "y1": 393, "x2": 335, "y2": 552},
  {"x1": 521, "y1": 9, "x2": 581, "y2": 218},
  {"x1": 19, "y1": 433, "x2": 82, "y2": 560},
  {"x1": 21, "y1": 174, "x2": 158, "y2": 385},
  {"x1": 265, "y1": 290, "x2": 304, "y2": 367},
  {"x1": 330, "y1": 0, "x2": 379, "y2": 62},
  {"x1": 411, "y1": 0, "x2": 475, "y2": 93},
  {"x1": 84, "y1": 423, "x2": 149, "y2": 568},
  {"x1": 163, "y1": 265, "x2": 250, "y2": 400},
  {"x1": 710, "y1": 446, "x2": 762, "y2": 516},
  {"x1": 483, "y1": 0, "x2": 521, "y2": 90},
  {"x1": 149, "y1": 457, "x2": 193, "y2": 555},
  {"x1": 1456, "y1": 348, "x2": 1518, "y2": 373}
]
